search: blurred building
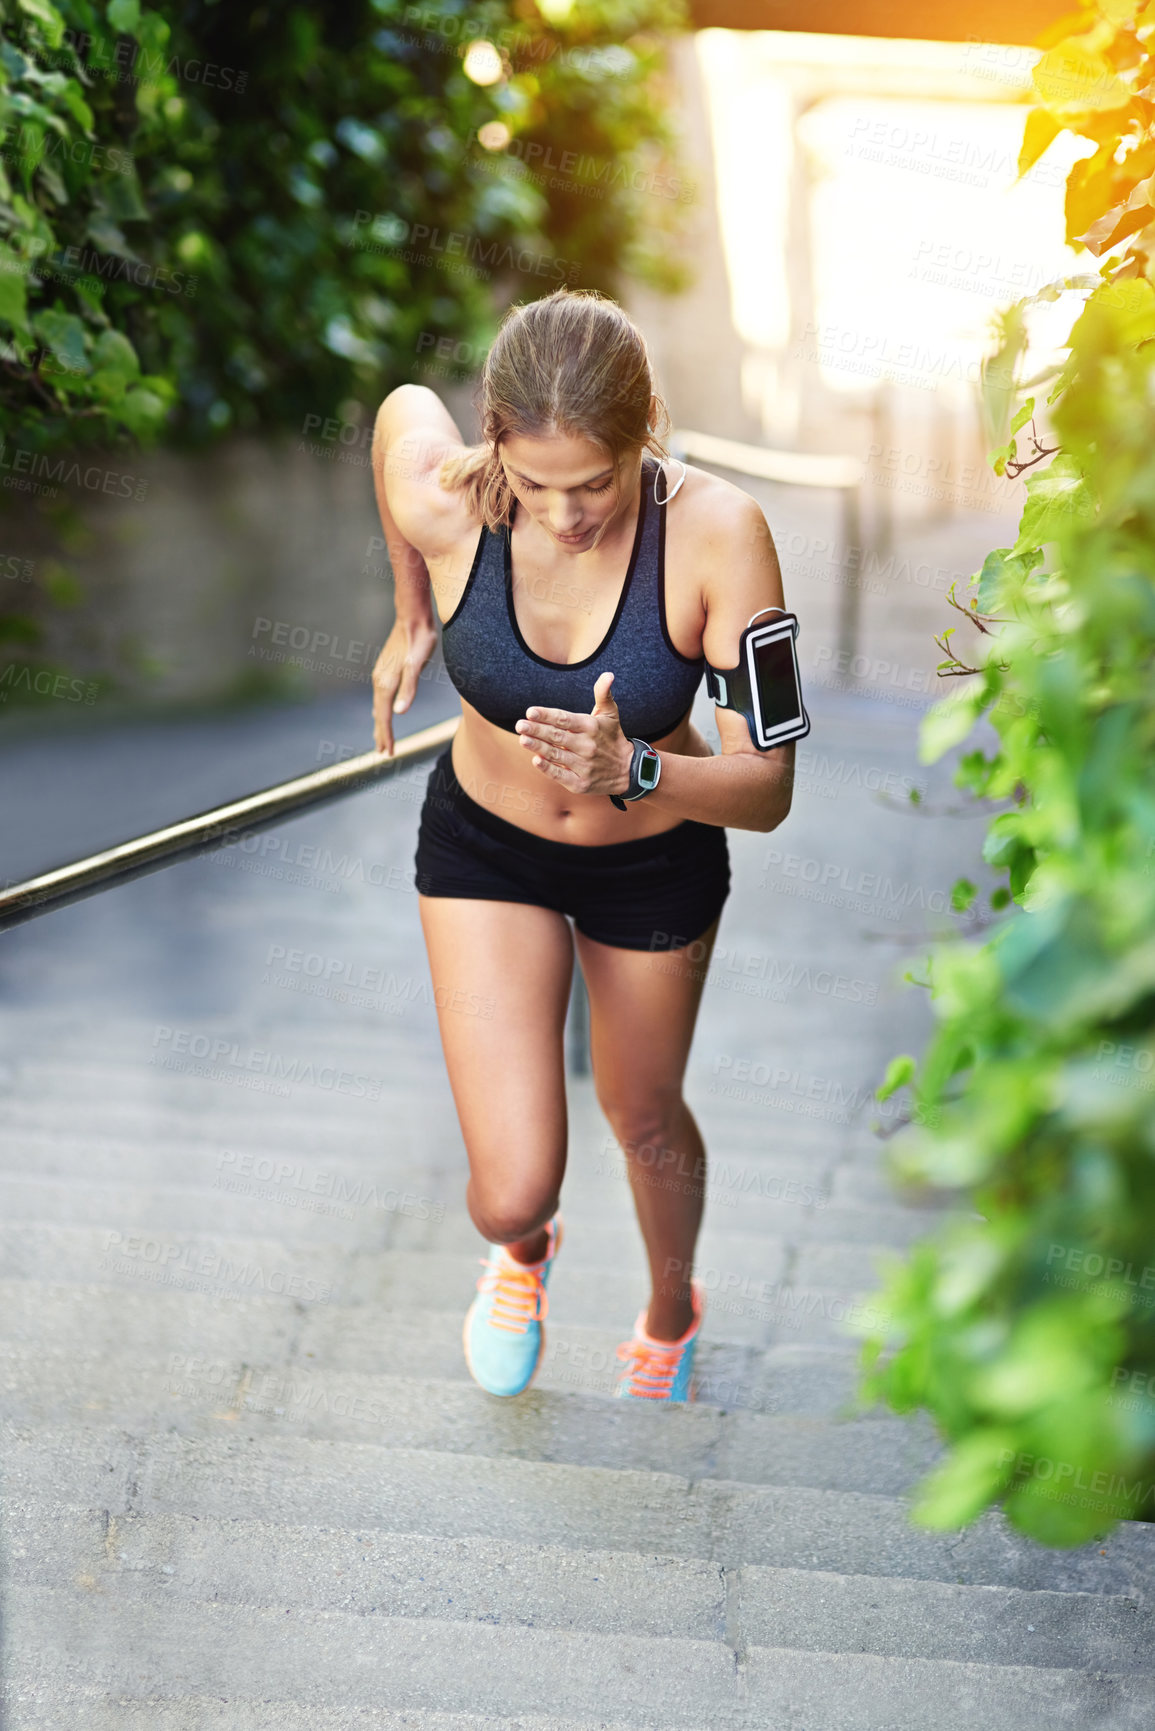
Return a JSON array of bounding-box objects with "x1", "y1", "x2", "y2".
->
[{"x1": 625, "y1": 27, "x2": 1087, "y2": 515}]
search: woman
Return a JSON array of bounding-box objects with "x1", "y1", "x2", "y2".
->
[{"x1": 369, "y1": 287, "x2": 794, "y2": 1402}]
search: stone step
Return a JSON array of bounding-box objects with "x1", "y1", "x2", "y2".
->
[
  {"x1": 297, "y1": 1314, "x2": 862, "y2": 1417},
  {"x1": 3, "y1": 1146, "x2": 918, "y2": 1253},
  {"x1": 0, "y1": 1222, "x2": 352, "y2": 1308},
  {"x1": 6, "y1": 1421, "x2": 1152, "y2": 1598},
  {"x1": 0, "y1": 1229, "x2": 891, "y2": 1344},
  {"x1": 0, "y1": 1003, "x2": 890, "y2": 1071},
  {"x1": 400, "y1": 1201, "x2": 939, "y2": 1263},
  {"x1": 6, "y1": 1503, "x2": 1151, "y2": 1672},
  {"x1": 0, "y1": 1174, "x2": 450, "y2": 1250},
  {"x1": 0, "y1": 1171, "x2": 943, "y2": 1268},
  {"x1": 0, "y1": 1696, "x2": 716, "y2": 1731},
  {"x1": 0, "y1": 1352, "x2": 942, "y2": 1494},
  {"x1": 0, "y1": 1059, "x2": 875, "y2": 1139},
  {"x1": 0, "y1": 1090, "x2": 855, "y2": 1176},
  {"x1": 0, "y1": 1143, "x2": 949, "y2": 1260},
  {"x1": 0, "y1": 1067, "x2": 442, "y2": 1128},
  {"x1": 0, "y1": 1123, "x2": 845, "y2": 1197},
  {"x1": 5, "y1": 1584, "x2": 1152, "y2": 1729},
  {"x1": 0, "y1": 1585, "x2": 747, "y2": 1728},
  {"x1": 0, "y1": 1104, "x2": 884, "y2": 1205},
  {"x1": 0, "y1": 1280, "x2": 862, "y2": 1416},
  {"x1": 4, "y1": 1501, "x2": 724, "y2": 1642},
  {"x1": 0, "y1": 1005, "x2": 436, "y2": 1052}
]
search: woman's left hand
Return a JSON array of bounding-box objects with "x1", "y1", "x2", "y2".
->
[{"x1": 515, "y1": 670, "x2": 634, "y2": 798}]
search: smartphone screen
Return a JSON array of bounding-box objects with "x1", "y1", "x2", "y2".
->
[{"x1": 750, "y1": 629, "x2": 804, "y2": 740}]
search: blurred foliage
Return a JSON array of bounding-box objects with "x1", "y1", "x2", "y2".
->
[
  {"x1": 859, "y1": 0, "x2": 1155, "y2": 1547},
  {"x1": 483, "y1": 0, "x2": 694, "y2": 295},
  {"x1": 0, "y1": 0, "x2": 691, "y2": 709},
  {"x1": 0, "y1": 0, "x2": 693, "y2": 451}
]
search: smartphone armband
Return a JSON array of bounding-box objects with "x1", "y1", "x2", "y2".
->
[{"x1": 704, "y1": 607, "x2": 810, "y2": 751}]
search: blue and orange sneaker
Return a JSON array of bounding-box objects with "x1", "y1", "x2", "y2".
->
[
  {"x1": 614, "y1": 1277, "x2": 704, "y2": 1403},
  {"x1": 463, "y1": 1214, "x2": 563, "y2": 1397}
]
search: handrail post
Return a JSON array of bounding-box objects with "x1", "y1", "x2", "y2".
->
[{"x1": 838, "y1": 482, "x2": 864, "y2": 672}]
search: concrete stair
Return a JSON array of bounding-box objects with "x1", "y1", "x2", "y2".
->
[
  {"x1": 2, "y1": 698, "x2": 1153, "y2": 1728},
  {"x1": 3, "y1": 1063, "x2": 1153, "y2": 1729}
]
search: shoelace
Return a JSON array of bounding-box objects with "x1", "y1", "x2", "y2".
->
[
  {"x1": 615, "y1": 1334, "x2": 686, "y2": 1399},
  {"x1": 475, "y1": 1252, "x2": 549, "y2": 1334}
]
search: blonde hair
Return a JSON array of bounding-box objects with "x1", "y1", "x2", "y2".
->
[{"x1": 438, "y1": 287, "x2": 673, "y2": 532}]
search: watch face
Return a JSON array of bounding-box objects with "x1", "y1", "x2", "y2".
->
[{"x1": 638, "y1": 751, "x2": 659, "y2": 790}]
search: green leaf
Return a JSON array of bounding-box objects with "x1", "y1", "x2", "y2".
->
[
  {"x1": 975, "y1": 548, "x2": 1011, "y2": 612},
  {"x1": 41, "y1": 560, "x2": 83, "y2": 605},
  {"x1": 16, "y1": 0, "x2": 65, "y2": 50},
  {"x1": 92, "y1": 169, "x2": 149, "y2": 224},
  {"x1": 998, "y1": 899, "x2": 1114, "y2": 1026},
  {"x1": 0, "y1": 616, "x2": 42, "y2": 646},
  {"x1": 1002, "y1": 1480, "x2": 1120, "y2": 1547},
  {"x1": 116, "y1": 386, "x2": 169, "y2": 439},
  {"x1": 911, "y1": 1431, "x2": 1019, "y2": 1530},
  {"x1": 37, "y1": 161, "x2": 68, "y2": 207},
  {"x1": 971, "y1": 1312, "x2": 1102, "y2": 1416},
  {"x1": 982, "y1": 302, "x2": 1030, "y2": 445},
  {"x1": 1015, "y1": 454, "x2": 1094, "y2": 550},
  {"x1": 919, "y1": 688, "x2": 983, "y2": 763},
  {"x1": 90, "y1": 327, "x2": 140, "y2": 381},
  {"x1": 107, "y1": 0, "x2": 142, "y2": 33},
  {"x1": 57, "y1": 83, "x2": 94, "y2": 133},
  {"x1": 951, "y1": 878, "x2": 977, "y2": 913},
  {"x1": 877, "y1": 1054, "x2": 917, "y2": 1102},
  {"x1": 1018, "y1": 107, "x2": 1063, "y2": 178},
  {"x1": 982, "y1": 811, "x2": 1029, "y2": 870},
  {"x1": 1032, "y1": 43, "x2": 1132, "y2": 117},
  {"x1": 0, "y1": 246, "x2": 30, "y2": 334},
  {"x1": 33, "y1": 307, "x2": 88, "y2": 373},
  {"x1": 1010, "y1": 396, "x2": 1036, "y2": 435}
]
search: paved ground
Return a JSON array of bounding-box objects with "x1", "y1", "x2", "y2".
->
[{"x1": 2, "y1": 499, "x2": 1153, "y2": 1726}]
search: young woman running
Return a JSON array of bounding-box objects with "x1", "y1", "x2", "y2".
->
[{"x1": 369, "y1": 287, "x2": 794, "y2": 1402}]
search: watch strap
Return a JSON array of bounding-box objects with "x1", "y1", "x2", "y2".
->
[{"x1": 610, "y1": 738, "x2": 659, "y2": 811}]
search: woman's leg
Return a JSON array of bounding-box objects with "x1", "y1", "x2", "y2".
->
[
  {"x1": 575, "y1": 917, "x2": 720, "y2": 1340},
  {"x1": 418, "y1": 894, "x2": 574, "y2": 1263}
]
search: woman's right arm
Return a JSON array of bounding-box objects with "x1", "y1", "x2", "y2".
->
[{"x1": 369, "y1": 385, "x2": 471, "y2": 755}]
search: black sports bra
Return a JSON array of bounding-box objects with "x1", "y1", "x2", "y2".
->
[{"x1": 440, "y1": 453, "x2": 703, "y2": 741}]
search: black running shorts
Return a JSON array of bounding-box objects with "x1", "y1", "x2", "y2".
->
[{"x1": 413, "y1": 746, "x2": 730, "y2": 952}]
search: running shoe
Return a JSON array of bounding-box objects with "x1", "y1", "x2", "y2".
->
[
  {"x1": 463, "y1": 1214, "x2": 563, "y2": 1397},
  {"x1": 614, "y1": 1277, "x2": 704, "y2": 1403}
]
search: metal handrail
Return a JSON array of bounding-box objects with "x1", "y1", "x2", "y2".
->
[
  {"x1": 1, "y1": 432, "x2": 859, "y2": 1065},
  {"x1": 672, "y1": 428, "x2": 863, "y2": 490},
  {"x1": 0, "y1": 715, "x2": 459, "y2": 934}
]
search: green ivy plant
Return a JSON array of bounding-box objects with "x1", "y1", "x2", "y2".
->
[
  {"x1": 0, "y1": 0, "x2": 693, "y2": 450},
  {"x1": 860, "y1": 0, "x2": 1155, "y2": 1547},
  {"x1": 0, "y1": 0, "x2": 692, "y2": 708},
  {"x1": 490, "y1": 0, "x2": 694, "y2": 296},
  {"x1": 0, "y1": 0, "x2": 178, "y2": 446}
]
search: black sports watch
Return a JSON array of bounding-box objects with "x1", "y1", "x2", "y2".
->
[{"x1": 610, "y1": 738, "x2": 661, "y2": 811}]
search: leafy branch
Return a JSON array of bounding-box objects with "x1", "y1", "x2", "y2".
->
[{"x1": 860, "y1": 0, "x2": 1155, "y2": 1548}]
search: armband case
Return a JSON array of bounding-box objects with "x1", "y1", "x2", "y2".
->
[{"x1": 705, "y1": 608, "x2": 810, "y2": 750}]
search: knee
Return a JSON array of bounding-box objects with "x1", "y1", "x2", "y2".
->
[
  {"x1": 600, "y1": 1089, "x2": 685, "y2": 1162},
  {"x1": 469, "y1": 1184, "x2": 560, "y2": 1246}
]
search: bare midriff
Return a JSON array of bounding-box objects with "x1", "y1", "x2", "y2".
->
[
  {"x1": 427, "y1": 466, "x2": 713, "y2": 845},
  {"x1": 448, "y1": 698, "x2": 710, "y2": 846}
]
